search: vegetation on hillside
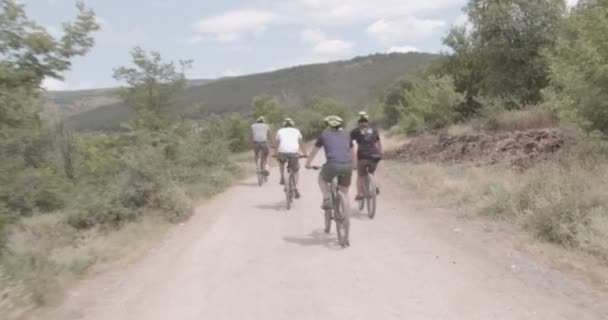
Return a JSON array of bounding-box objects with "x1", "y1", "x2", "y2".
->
[
  {"x1": 66, "y1": 52, "x2": 437, "y2": 130},
  {"x1": 381, "y1": 0, "x2": 608, "y2": 254}
]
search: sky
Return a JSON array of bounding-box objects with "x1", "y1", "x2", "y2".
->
[{"x1": 22, "y1": 0, "x2": 577, "y2": 91}]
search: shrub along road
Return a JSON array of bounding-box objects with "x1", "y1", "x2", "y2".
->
[{"x1": 40, "y1": 165, "x2": 608, "y2": 320}]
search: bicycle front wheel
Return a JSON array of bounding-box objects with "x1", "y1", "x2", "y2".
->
[{"x1": 333, "y1": 186, "x2": 349, "y2": 247}]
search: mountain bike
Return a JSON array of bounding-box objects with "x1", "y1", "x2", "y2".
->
[
  {"x1": 310, "y1": 166, "x2": 350, "y2": 247},
  {"x1": 274, "y1": 154, "x2": 306, "y2": 210},
  {"x1": 256, "y1": 152, "x2": 269, "y2": 186},
  {"x1": 357, "y1": 158, "x2": 381, "y2": 219}
]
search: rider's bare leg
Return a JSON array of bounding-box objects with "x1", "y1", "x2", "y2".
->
[{"x1": 318, "y1": 174, "x2": 330, "y2": 199}]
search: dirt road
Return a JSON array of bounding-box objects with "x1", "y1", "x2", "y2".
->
[{"x1": 44, "y1": 165, "x2": 608, "y2": 320}]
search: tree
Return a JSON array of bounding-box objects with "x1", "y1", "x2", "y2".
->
[
  {"x1": 441, "y1": 0, "x2": 564, "y2": 108},
  {"x1": 0, "y1": 0, "x2": 99, "y2": 130},
  {"x1": 113, "y1": 47, "x2": 192, "y2": 131},
  {"x1": 0, "y1": 0, "x2": 98, "y2": 243},
  {"x1": 251, "y1": 94, "x2": 286, "y2": 127},
  {"x1": 396, "y1": 75, "x2": 465, "y2": 134},
  {"x1": 544, "y1": 0, "x2": 608, "y2": 134}
]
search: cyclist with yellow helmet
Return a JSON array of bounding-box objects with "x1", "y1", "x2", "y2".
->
[{"x1": 305, "y1": 115, "x2": 355, "y2": 210}]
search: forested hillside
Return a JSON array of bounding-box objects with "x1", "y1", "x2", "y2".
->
[{"x1": 65, "y1": 52, "x2": 436, "y2": 130}]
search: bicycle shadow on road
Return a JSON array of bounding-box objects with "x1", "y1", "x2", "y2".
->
[
  {"x1": 238, "y1": 181, "x2": 261, "y2": 187},
  {"x1": 349, "y1": 208, "x2": 374, "y2": 221},
  {"x1": 283, "y1": 229, "x2": 343, "y2": 250},
  {"x1": 254, "y1": 201, "x2": 286, "y2": 211}
]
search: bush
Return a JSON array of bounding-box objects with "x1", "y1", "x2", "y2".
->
[
  {"x1": 393, "y1": 75, "x2": 464, "y2": 135},
  {"x1": 481, "y1": 106, "x2": 557, "y2": 132}
]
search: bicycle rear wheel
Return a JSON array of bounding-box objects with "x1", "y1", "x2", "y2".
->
[
  {"x1": 256, "y1": 158, "x2": 263, "y2": 186},
  {"x1": 286, "y1": 173, "x2": 295, "y2": 210},
  {"x1": 366, "y1": 174, "x2": 377, "y2": 219}
]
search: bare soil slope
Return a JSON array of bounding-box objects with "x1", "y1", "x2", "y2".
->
[{"x1": 388, "y1": 129, "x2": 564, "y2": 169}]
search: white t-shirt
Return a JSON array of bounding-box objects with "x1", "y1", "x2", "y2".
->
[
  {"x1": 251, "y1": 123, "x2": 270, "y2": 142},
  {"x1": 276, "y1": 127, "x2": 302, "y2": 153}
]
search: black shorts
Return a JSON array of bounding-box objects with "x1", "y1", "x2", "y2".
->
[
  {"x1": 277, "y1": 153, "x2": 300, "y2": 171},
  {"x1": 357, "y1": 158, "x2": 380, "y2": 177}
]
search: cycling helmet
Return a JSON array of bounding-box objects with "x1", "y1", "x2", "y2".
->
[
  {"x1": 257, "y1": 116, "x2": 265, "y2": 123},
  {"x1": 283, "y1": 117, "x2": 295, "y2": 126},
  {"x1": 358, "y1": 111, "x2": 369, "y2": 120},
  {"x1": 326, "y1": 115, "x2": 343, "y2": 128}
]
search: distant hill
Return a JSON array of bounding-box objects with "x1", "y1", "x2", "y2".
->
[{"x1": 62, "y1": 52, "x2": 438, "y2": 130}]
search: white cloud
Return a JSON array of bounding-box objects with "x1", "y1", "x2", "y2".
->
[
  {"x1": 192, "y1": 9, "x2": 281, "y2": 43},
  {"x1": 299, "y1": 28, "x2": 354, "y2": 56},
  {"x1": 387, "y1": 46, "x2": 420, "y2": 53},
  {"x1": 300, "y1": 28, "x2": 326, "y2": 44},
  {"x1": 222, "y1": 68, "x2": 242, "y2": 77},
  {"x1": 312, "y1": 40, "x2": 354, "y2": 55},
  {"x1": 279, "y1": 0, "x2": 464, "y2": 26},
  {"x1": 42, "y1": 77, "x2": 96, "y2": 91},
  {"x1": 367, "y1": 17, "x2": 446, "y2": 42}
]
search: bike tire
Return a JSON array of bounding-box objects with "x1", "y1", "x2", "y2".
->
[
  {"x1": 366, "y1": 175, "x2": 377, "y2": 219},
  {"x1": 324, "y1": 209, "x2": 332, "y2": 234},
  {"x1": 256, "y1": 159, "x2": 263, "y2": 186},
  {"x1": 286, "y1": 173, "x2": 295, "y2": 210},
  {"x1": 332, "y1": 182, "x2": 349, "y2": 247}
]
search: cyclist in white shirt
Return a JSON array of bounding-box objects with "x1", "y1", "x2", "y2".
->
[{"x1": 275, "y1": 118, "x2": 307, "y2": 198}]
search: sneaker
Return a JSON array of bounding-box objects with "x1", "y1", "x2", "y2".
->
[
  {"x1": 321, "y1": 198, "x2": 332, "y2": 210},
  {"x1": 294, "y1": 189, "x2": 301, "y2": 199},
  {"x1": 355, "y1": 194, "x2": 364, "y2": 201},
  {"x1": 279, "y1": 177, "x2": 285, "y2": 185}
]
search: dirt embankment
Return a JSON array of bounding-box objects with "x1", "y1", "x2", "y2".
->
[{"x1": 387, "y1": 129, "x2": 564, "y2": 169}]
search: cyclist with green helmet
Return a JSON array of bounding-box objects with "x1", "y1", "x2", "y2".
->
[
  {"x1": 305, "y1": 115, "x2": 355, "y2": 210},
  {"x1": 250, "y1": 116, "x2": 272, "y2": 176},
  {"x1": 351, "y1": 111, "x2": 382, "y2": 200},
  {"x1": 275, "y1": 118, "x2": 307, "y2": 198}
]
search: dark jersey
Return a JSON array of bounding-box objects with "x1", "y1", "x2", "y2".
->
[
  {"x1": 350, "y1": 126, "x2": 380, "y2": 160},
  {"x1": 315, "y1": 129, "x2": 353, "y2": 164}
]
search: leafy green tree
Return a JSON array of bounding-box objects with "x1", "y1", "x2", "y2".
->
[
  {"x1": 381, "y1": 78, "x2": 414, "y2": 127},
  {"x1": 544, "y1": 0, "x2": 608, "y2": 134},
  {"x1": 396, "y1": 75, "x2": 465, "y2": 134},
  {"x1": 0, "y1": 0, "x2": 98, "y2": 245},
  {"x1": 251, "y1": 94, "x2": 286, "y2": 127},
  {"x1": 441, "y1": 0, "x2": 564, "y2": 109},
  {"x1": 113, "y1": 47, "x2": 192, "y2": 131}
]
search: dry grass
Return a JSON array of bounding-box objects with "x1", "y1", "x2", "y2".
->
[
  {"x1": 385, "y1": 156, "x2": 608, "y2": 255},
  {"x1": 485, "y1": 107, "x2": 557, "y2": 132}
]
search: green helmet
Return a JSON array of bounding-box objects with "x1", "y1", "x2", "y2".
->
[
  {"x1": 326, "y1": 115, "x2": 343, "y2": 127},
  {"x1": 257, "y1": 116, "x2": 265, "y2": 123}
]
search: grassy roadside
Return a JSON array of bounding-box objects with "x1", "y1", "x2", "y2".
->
[
  {"x1": 0, "y1": 153, "x2": 250, "y2": 320},
  {"x1": 383, "y1": 139, "x2": 608, "y2": 289}
]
